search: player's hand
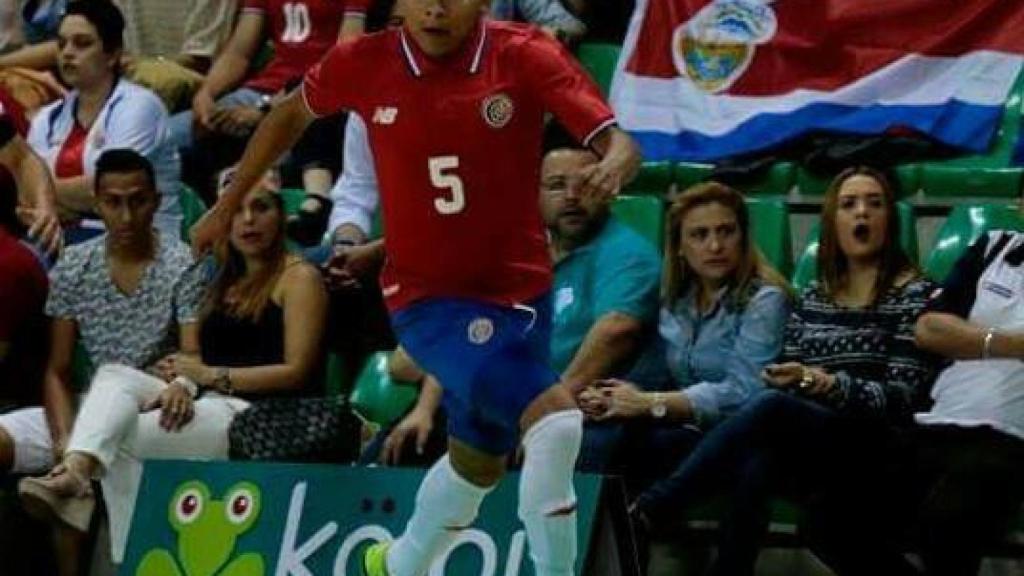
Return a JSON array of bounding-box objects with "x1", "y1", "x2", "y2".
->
[
  {"x1": 17, "y1": 205, "x2": 62, "y2": 256},
  {"x1": 210, "y1": 106, "x2": 264, "y2": 139},
  {"x1": 324, "y1": 242, "x2": 382, "y2": 291},
  {"x1": 575, "y1": 161, "x2": 622, "y2": 203},
  {"x1": 190, "y1": 200, "x2": 232, "y2": 257},
  {"x1": 192, "y1": 88, "x2": 217, "y2": 129},
  {"x1": 143, "y1": 382, "x2": 195, "y2": 432},
  {"x1": 379, "y1": 407, "x2": 434, "y2": 465}
]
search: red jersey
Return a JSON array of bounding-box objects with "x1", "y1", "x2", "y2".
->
[
  {"x1": 303, "y1": 21, "x2": 615, "y2": 311},
  {"x1": 243, "y1": 0, "x2": 369, "y2": 94}
]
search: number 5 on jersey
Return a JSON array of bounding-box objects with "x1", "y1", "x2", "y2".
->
[{"x1": 429, "y1": 156, "x2": 465, "y2": 215}]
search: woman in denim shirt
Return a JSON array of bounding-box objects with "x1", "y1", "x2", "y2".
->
[
  {"x1": 580, "y1": 182, "x2": 791, "y2": 485},
  {"x1": 631, "y1": 167, "x2": 937, "y2": 576}
]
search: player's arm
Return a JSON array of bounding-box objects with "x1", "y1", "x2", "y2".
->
[
  {"x1": 193, "y1": 90, "x2": 316, "y2": 251},
  {"x1": 561, "y1": 312, "x2": 644, "y2": 395}
]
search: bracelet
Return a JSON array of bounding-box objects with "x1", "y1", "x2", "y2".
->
[
  {"x1": 211, "y1": 367, "x2": 233, "y2": 395},
  {"x1": 171, "y1": 376, "x2": 199, "y2": 398},
  {"x1": 982, "y1": 328, "x2": 996, "y2": 359}
]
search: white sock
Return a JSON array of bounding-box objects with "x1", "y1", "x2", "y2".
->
[
  {"x1": 518, "y1": 409, "x2": 584, "y2": 576},
  {"x1": 387, "y1": 454, "x2": 492, "y2": 576}
]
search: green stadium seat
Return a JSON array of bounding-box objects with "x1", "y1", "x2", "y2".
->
[
  {"x1": 792, "y1": 202, "x2": 917, "y2": 291},
  {"x1": 675, "y1": 161, "x2": 795, "y2": 196},
  {"x1": 674, "y1": 162, "x2": 714, "y2": 192},
  {"x1": 893, "y1": 164, "x2": 921, "y2": 197},
  {"x1": 747, "y1": 198, "x2": 792, "y2": 277},
  {"x1": 795, "y1": 166, "x2": 831, "y2": 196},
  {"x1": 624, "y1": 161, "x2": 673, "y2": 196},
  {"x1": 280, "y1": 188, "x2": 306, "y2": 216},
  {"x1": 924, "y1": 204, "x2": 1024, "y2": 282},
  {"x1": 178, "y1": 185, "x2": 208, "y2": 241},
  {"x1": 611, "y1": 194, "x2": 664, "y2": 252},
  {"x1": 575, "y1": 43, "x2": 621, "y2": 97},
  {"x1": 348, "y1": 352, "x2": 419, "y2": 428},
  {"x1": 916, "y1": 70, "x2": 1024, "y2": 198}
]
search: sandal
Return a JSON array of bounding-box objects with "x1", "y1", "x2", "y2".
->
[
  {"x1": 287, "y1": 195, "x2": 333, "y2": 247},
  {"x1": 18, "y1": 463, "x2": 96, "y2": 532}
]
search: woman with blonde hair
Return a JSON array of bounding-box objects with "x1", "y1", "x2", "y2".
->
[
  {"x1": 18, "y1": 172, "x2": 328, "y2": 564},
  {"x1": 580, "y1": 182, "x2": 791, "y2": 490},
  {"x1": 630, "y1": 167, "x2": 937, "y2": 576}
]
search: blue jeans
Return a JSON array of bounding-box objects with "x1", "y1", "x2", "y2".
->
[
  {"x1": 635, "y1": 390, "x2": 843, "y2": 576},
  {"x1": 168, "y1": 87, "x2": 264, "y2": 151}
]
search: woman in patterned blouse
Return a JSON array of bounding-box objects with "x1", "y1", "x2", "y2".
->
[{"x1": 629, "y1": 166, "x2": 938, "y2": 576}]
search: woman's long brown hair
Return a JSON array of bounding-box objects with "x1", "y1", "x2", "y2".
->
[
  {"x1": 203, "y1": 188, "x2": 288, "y2": 322},
  {"x1": 817, "y1": 166, "x2": 916, "y2": 305},
  {"x1": 663, "y1": 182, "x2": 791, "y2": 306}
]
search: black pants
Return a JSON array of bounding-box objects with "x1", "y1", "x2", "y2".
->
[{"x1": 807, "y1": 424, "x2": 1024, "y2": 576}]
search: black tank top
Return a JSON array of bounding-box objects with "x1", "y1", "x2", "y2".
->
[{"x1": 200, "y1": 303, "x2": 285, "y2": 395}]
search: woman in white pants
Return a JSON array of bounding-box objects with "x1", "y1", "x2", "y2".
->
[{"x1": 19, "y1": 173, "x2": 328, "y2": 563}]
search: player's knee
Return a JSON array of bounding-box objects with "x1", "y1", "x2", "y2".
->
[{"x1": 519, "y1": 410, "x2": 583, "y2": 517}]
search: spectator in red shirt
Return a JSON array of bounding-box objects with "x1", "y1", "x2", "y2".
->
[{"x1": 171, "y1": 0, "x2": 371, "y2": 244}]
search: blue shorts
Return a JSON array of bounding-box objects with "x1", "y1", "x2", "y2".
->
[{"x1": 391, "y1": 295, "x2": 559, "y2": 455}]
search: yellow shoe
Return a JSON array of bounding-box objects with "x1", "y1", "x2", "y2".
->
[{"x1": 362, "y1": 541, "x2": 391, "y2": 576}]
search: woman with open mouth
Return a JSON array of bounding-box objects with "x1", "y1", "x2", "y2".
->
[{"x1": 629, "y1": 166, "x2": 939, "y2": 576}]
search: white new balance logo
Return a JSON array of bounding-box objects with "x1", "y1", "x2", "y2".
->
[{"x1": 372, "y1": 106, "x2": 398, "y2": 125}]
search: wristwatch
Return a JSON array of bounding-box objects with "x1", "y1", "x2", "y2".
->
[
  {"x1": 649, "y1": 392, "x2": 667, "y2": 419},
  {"x1": 800, "y1": 368, "x2": 814, "y2": 390}
]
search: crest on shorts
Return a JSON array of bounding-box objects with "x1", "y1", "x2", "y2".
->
[
  {"x1": 481, "y1": 93, "x2": 514, "y2": 129},
  {"x1": 468, "y1": 317, "x2": 495, "y2": 345}
]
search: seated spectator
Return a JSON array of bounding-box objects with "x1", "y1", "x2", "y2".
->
[
  {"x1": 18, "y1": 166, "x2": 329, "y2": 566},
  {"x1": 0, "y1": 89, "x2": 57, "y2": 420},
  {"x1": 580, "y1": 182, "x2": 789, "y2": 484},
  {"x1": 489, "y1": 0, "x2": 587, "y2": 44},
  {"x1": 810, "y1": 207, "x2": 1024, "y2": 576},
  {"x1": 630, "y1": 167, "x2": 936, "y2": 576},
  {"x1": 364, "y1": 147, "x2": 662, "y2": 468},
  {"x1": 0, "y1": 1, "x2": 237, "y2": 114},
  {"x1": 0, "y1": 149, "x2": 201, "y2": 575},
  {"x1": 26, "y1": 0, "x2": 182, "y2": 241},
  {"x1": 172, "y1": 0, "x2": 370, "y2": 242}
]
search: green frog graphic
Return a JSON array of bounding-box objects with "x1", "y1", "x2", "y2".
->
[{"x1": 135, "y1": 480, "x2": 264, "y2": 576}]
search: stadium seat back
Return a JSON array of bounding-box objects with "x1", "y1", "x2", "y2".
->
[
  {"x1": 348, "y1": 352, "x2": 419, "y2": 427},
  {"x1": 179, "y1": 185, "x2": 208, "y2": 242},
  {"x1": 924, "y1": 204, "x2": 1024, "y2": 282},
  {"x1": 611, "y1": 194, "x2": 664, "y2": 252},
  {"x1": 624, "y1": 161, "x2": 673, "y2": 196},
  {"x1": 575, "y1": 43, "x2": 621, "y2": 97},
  {"x1": 747, "y1": 198, "x2": 793, "y2": 277}
]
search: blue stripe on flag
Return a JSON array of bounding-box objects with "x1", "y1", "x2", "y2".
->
[{"x1": 630, "y1": 101, "x2": 1004, "y2": 162}]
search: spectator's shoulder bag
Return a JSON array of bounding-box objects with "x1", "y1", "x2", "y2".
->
[{"x1": 228, "y1": 396, "x2": 365, "y2": 463}]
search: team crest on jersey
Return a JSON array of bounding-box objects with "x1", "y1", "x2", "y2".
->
[
  {"x1": 468, "y1": 317, "x2": 495, "y2": 345},
  {"x1": 481, "y1": 93, "x2": 514, "y2": 129}
]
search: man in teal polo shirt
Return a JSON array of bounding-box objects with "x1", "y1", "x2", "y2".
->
[
  {"x1": 373, "y1": 148, "x2": 661, "y2": 470},
  {"x1": 542, "y1": 147, "x2": 661, "y2": 471}
]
